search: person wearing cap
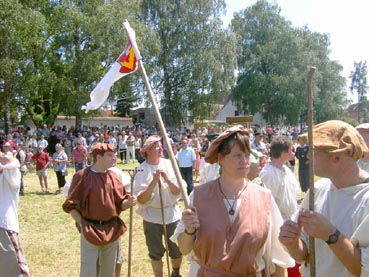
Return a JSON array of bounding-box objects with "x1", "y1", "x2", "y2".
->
[
  {"x1": 279, "y1": 120, "x2": 369, "y2": 277},
  {"x1": 174, "y1": 125, "x2": 294, "y2": 276},
  {"x1": 252, "y1": 131, "x2": 268, "y2": 154},
  {"x1": 133, "y1": 135, "x2": 183, "y2": 277},
  {"x1": 62, "y1": 143, "x2": 137, "y2": 277},
  {"x1": 0, "y1": 152, "x2": 30, "y2": 277},
  {"x1": 31, "y1": 145, "x2": 51, "y2": 193},
  {"x1": 3, "y1": 141, "x2": 14, "y2": 157},
  {"x1": 355, "y1": 123, "x2": 369, "y2": 171}
]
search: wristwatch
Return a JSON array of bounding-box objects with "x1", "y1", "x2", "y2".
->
[{"x1": 325, "y1": 229, "x2": 340, "y2": 245}]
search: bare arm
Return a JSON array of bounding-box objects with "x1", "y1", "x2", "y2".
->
[
  {"x1": 177, "y1": 208, "x2": 199, "y2": 255},
  {"x1": 300, "y1": 209, "x2": 361, "y2": 276},
  {"x1": 279, "y1": 220, "x2": 308, "y2": 262},
  {"x1": 271, "y1": 265, "x2": 285, "y2": 277},
  {"x1": 70, "y1": 209, "x2": 82, "y2": 225}
]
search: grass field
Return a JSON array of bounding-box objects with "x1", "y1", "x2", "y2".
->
[{"x1": 18, "y1": 163, "x2": 191, "y2": 277}]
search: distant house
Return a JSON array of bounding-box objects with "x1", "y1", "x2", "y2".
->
[
  {"x1": 215, "y1": 95, "x2": 265, "y2": 127},
  {"x1": 347, "y1": 102, "x2": 369, "y2": 123}
]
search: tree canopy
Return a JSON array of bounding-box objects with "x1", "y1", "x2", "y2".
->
[
  {"x1": 231, "y1": 0, "x2": 347, "y2": 125},
  {"x1": 0, "y1": 0, "x2": 357, "y2": 130}
]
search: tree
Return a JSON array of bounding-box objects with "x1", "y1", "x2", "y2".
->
[
  {"x1": 139, "y1": 0, "x2": 237, "y2": 127},
  {"x1": 350, "y1": 61, "x2": 368, "y2": 123},
  {"x1": 231, "y1": 0, "x2": 347, "y2": 125},
  {"x1": 0, "y1": 0, "x2": 47, "y2": 133}
]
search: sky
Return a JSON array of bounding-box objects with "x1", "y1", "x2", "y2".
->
[{"x1": 223, "y1": 0, "x2": 369, "y2": 101}]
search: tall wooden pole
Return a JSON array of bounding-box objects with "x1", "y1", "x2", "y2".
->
[
  {"x1": 307, "y1": 66, "x2": 316, "y2": 277},
  {"x1": 138, "y1": 60, "x2": 190, "y2": 209}
]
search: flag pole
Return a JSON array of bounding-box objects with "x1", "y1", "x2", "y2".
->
[
  {"x1": 307, "y1": 66, "x2": 316, "y2": 277},
  {"x1": 137, "y1": 60, "x2": 190, "y2": 209},
  {"x1": 123, "y1": 20, "x2": 189, "y2": 208}
]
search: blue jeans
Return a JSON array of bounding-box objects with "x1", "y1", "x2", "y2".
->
[{"x1": 75, "y1": 162, "x2": 86, "y2": 172}]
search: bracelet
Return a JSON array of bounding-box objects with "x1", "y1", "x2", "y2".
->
[{"x1": 184, "y1": 228, "x2": 196, "y2": 236}]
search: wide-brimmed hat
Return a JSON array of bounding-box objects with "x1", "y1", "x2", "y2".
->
[{"x1": 205, "y1": 125, "x2": 249, "y2": 164}]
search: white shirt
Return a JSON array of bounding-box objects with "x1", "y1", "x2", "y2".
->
[
  {"x1": 260, "y1": 163, "x2": 299, "y2": 220},
  {"x1": 133, "y1": 158, "x2": 181, "y2": 224},
  {"x1": 300, "y1": 178, "x2": 369, "y2": 277},
  {"x1": 0, "y1": 159, "x2": 21, "y2": 232}
]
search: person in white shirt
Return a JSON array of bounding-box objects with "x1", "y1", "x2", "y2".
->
[
  {"x1": 133, "y1": 135, "x2": 183, "y2": 277},
  {"x1": 37, "y1": 134, "x2": 48, "y2": 150},
  {"x1": 260, "y1": 136, "x2": 299, "y2": 221},
  {"x1": 279, "y1": 120, "x2": 369, "y2": 277},
  {"x1": 0, "y1": 152, "x2": 30, "y2": 276}
]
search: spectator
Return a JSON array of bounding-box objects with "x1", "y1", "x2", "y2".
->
[
  {"x1": 15, "y1": 143, "x2": 27, "y2": 196},
  {"x1": 295, "y1": 135, "x2": 309, "y2": 193},
  {"x1": 52, "y1": 143, "x2": 68, "y2": 194},
  {"x1": 71, "y1": 142, "x2": 87, "y2": 172},
  {"x1": 177, "y1": 139, "x2": 196, "y2": 195},
  {"x1": 31, "y1": 145, "x2": 51, "y2": 193}
]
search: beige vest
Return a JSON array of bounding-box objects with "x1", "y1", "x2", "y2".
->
[{"x1": 193, "y1": 179, "x2": 271, "y2": 276}]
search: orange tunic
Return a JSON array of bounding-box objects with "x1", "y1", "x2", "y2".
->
[
  {"x1": 193, "y1": 179, "x2": 271, "y2": 276},
  {"x1": 62, "y1": 166, "x2": 128, "y2": 245}
]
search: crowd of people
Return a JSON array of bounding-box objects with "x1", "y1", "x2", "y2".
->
[{"x1": 2, "y1": 120, "x2": 369, "y2": 276}]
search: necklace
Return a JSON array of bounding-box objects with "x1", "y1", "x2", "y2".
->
[{"x1": 218, "y1": 182, "x2": 248, "y2": 215}]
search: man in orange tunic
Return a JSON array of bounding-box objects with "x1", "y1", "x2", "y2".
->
[{"x1": 63, "y1": 143, "x2": 137, "y2": 276}]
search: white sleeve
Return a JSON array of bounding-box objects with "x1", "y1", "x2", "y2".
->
[
  {"x1": 267, "y1": 197, "x2": 295, "y2": 269},
  {"x1": 351, "y1": 213, "x2": 369, "y2": 275},
  {"x1": 260, "y1": 169, "x2": 279, "y2": 197},
  {"x1": 2, "y1": 160, "x2": 21, "y2": 191}
]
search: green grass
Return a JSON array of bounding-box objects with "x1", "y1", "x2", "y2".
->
[{"x1": 19, "y1": 163, "x2": 190, "y2": 277}]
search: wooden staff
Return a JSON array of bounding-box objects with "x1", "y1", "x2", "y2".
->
[
  {"x1": 307, "y1": 66, "x2": 316, "y2": 277},
  {"x1": 138, "y1": 60, "x2": 190, "y2": 209},
  {"x1": 158, "y1": 180, "x2": 172, "y2": 277},
  {"x1": 122, "y1": 168, "x2": 141, "y2": 277}
]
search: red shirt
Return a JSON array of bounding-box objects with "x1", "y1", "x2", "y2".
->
[{"x1": 32, "y1": 151, "x2": 50, "y2": 170}]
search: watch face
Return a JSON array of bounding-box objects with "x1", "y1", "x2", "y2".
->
[{"x1": 326, "y1": 229, "x2": 340, "y2": 245}]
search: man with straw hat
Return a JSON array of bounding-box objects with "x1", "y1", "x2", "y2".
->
[
  {"x1": 133, "y1": 135, "x2": 183, "y2": 277},
  {"x1": 279, "y1": 120, "x2": 369, "y2": 276}
]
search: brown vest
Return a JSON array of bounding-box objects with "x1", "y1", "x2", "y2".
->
[{"x1": 193, "y1": 179, "x2": 271, "y2": 276}]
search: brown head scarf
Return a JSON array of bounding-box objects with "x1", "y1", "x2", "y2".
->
[
  {"x1": 204, "y1": 125, "x2": 250, "y2": 164},
  {"x1": 91, "y1": 143, "x2": 116, "y2": 162},
  {"x1": 140, "y1": 135, "x2": 161, "y2": 158},
  {"x1": 312, "y1": 120, "x2": 368, "y2": 160}
]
